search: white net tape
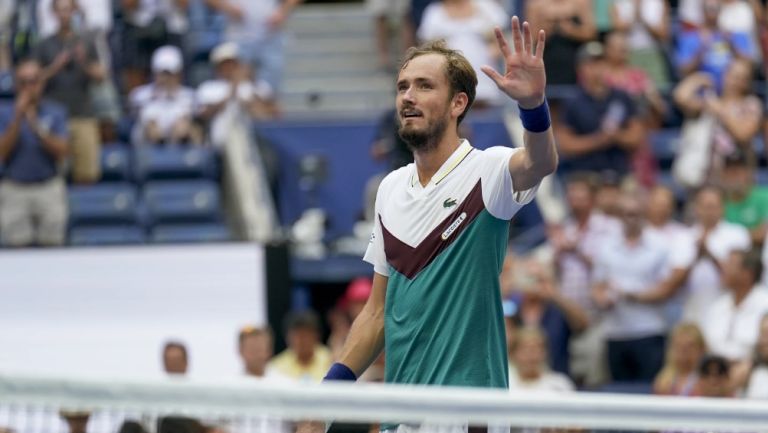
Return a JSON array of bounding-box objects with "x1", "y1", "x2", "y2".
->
[{"x1": 1, "y1": 374, "x2": 768, "y2": 433}]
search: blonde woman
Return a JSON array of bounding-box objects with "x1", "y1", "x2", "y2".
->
[{"x1": 653, "y1": 323, "x2": 707, "y2": 396}]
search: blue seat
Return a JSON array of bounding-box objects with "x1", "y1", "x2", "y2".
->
[
  {"x1": 143, "y1": 180, "x2": 221, "y2": 224},
  {"x1": 150, "y1": 223, "x2": 231, "y2": 243},
  {"x1": 68, "y1": 183, "x2": 139, "y2": 225},
  {"x1": 133, "y1": 146, "x2": 217, "y2": 181},
  {"x1": 101, "y1": 145, "x2": 131, "y2": 181},
  {"x1": 69, "y1": 225, "x2": 146, "y2": 246}
]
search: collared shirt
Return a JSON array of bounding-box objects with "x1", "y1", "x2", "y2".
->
[
  {"x1": 130, "y1": 83, "x2": 195, "y2": 143},
  {"x1": 594, "y1": 230, "x2": 669, "y2": 339},
  {"x1": 671, "y1": 221, "x2": 752, "y2": 322},
  {"x1": 557, "y1": 212, "x2": 622, "y2": 320},
  {"x1": 0, "y1": 100, "x2": 67, "y2": 183},
  {"x1": 267, "y1": 345, "x2": 332, "y2": 383},
  {"x1": 701, "y1": 287, "x2": 768, "y2": 361}
]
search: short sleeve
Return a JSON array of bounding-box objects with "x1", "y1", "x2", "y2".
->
[
  {"x1": 479, "y1": 146, "x2": 539, "y2": 220},
  {"x1": 730, "y1": 32, "x2": 755, "y2": 58},
  {"x1": 668, "y1": 231, "x2": 697, "y2": 269},
  {"x1": 363, "y1": 184, "x2": 390, "y2": 277},
  {"x1": 50, "y1": 107, "x2": 68, "y2": 138},
  {"x1": 591, "y1": 244, "x2": 609, "y2": 284},
  {"x1": 417, "y1": 4, "x2": 441, "y2": 41},
  {"x1": 675, "y1": 31, "x2": 700, "y2": 68}
]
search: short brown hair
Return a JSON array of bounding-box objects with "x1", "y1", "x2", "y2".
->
[
  {"x1": 238, "y1": 325, "x2": 273, "y2": 347},
  {"x1": 400, "y1": 40, "x2": 478, "y2": 125}
]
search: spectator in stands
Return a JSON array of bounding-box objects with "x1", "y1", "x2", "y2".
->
[
  {"x1": 675, "y1": 0, "x2": 755, "y2": 88},
  {"x1": 679, "y1": 0, "x2": 704, "y2": 29},
  {"x1": 368, "y1": 0, "x2": 410, "y2": 71},
  {"x1": 744, "y1": 314, "x2": 768, "y2": 398},
  {"x1": 238, "y1": 326, "x2": 276, "y2": 378},
  {"x1": 700, "y1": 248, "x2": 768, "y2": 362},
  {"x1": 269, "y1": 311, "x2": 332, "y2": 383},
  {"x1": 591, "y1": 193, "x2": 669, "y2": 383},
  {"x1": 508, "y1": 327, "x2": 575, "y2": 391},
  {"x1": 719, "y1": 0, "x2": 763, "y2": 62},
  {"x1": 119, "y1": 0, "x2": 190, "y2": 92},
  {"x1": 673, "y1": 59, "x2": 762, "y2": 186},
  {"x1": 548, "y1": 172, "x2": 620, "y2": 387},
  {"x1": 502, "y1": 256, "x2": 589, "y2": 377},
  {"x1": 654, "y1": 323, "x2": 706, "y2": 396},
  {"x1": 37, "y1": 0, "x2": 121, "y2": 140},
  {"x1": 594, "y1": 171, "x2": 624, "y2": 218},
  {"x1": 60, "y1": 411, "x2": 89, "y2": 433},
  {"x1": 525, "y1": 0, "x2": 596, "y2": 86},
  {"x1": 204, "y1": 0, "x2": 302, "y2": 96},
  {"x1": 630, "y1": 186, "x2": 752, "y2": 323},
  {"x1": 417, "y1": 0, "x2": 508, "y2": 107},
  {"x1": 162, "y1": 341, "x2": 188, "y2": 375},
  {"x1": 554, "y1": 41, "x2": 645, "y2": 177},
  {"x1": 196, "y1": 42, "x2": 274, "y2": 147},
  {"x1": 35, "y1": 0, "x2": 104, "y2": 184},
  {"x1": 129, "y1": 46, "x2": 197, "y2": 146},
  {"x1": 720, "y1": 151, "x2": 768, "y2": 245},
  {"x1": 610, "y1": 0, "x2": 670, "y2": 88},
  {"x1": 503, "y1": 296, "x2": 520, "y2": 377},
  {"x1": 0, "y1": 59, "x2": 68, "y2": 247},
  {"x1": 645, "y1": 185, "x2": 687, "y2": 241},
  {"x1": 602, "y1": 31, "x2": 666, "y2": 127},
  {"x1": 693, "y1": 355, "x2": 734, "y2": 397}
]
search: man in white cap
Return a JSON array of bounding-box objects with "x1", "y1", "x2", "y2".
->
[
  {"x1": 195, "y1": 42, "x2": 274, "y2": 147},
  {"x1": 129, "y1": 45, "x2": 197, "y2": 145}
]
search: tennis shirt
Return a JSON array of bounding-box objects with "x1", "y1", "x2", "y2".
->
[{"x1": 364, "y1": 139, "x2": 538, "y2": 389}]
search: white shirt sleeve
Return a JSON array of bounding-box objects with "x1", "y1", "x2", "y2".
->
[
  {"x1": 417, "y1": 4, "x2": 442, "y2": 41},
  {"x1": 669, "y1": 230, "x2": 697, "y2": 270},
  {"x1": 363, "y1": 183, "x2": 390, "y2": 277},
  {"x1": 479, "y1": 146, "x2": 539, "y2": 220}
]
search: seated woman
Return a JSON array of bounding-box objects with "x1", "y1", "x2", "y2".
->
[
  {"x1": 653, "y1": 322, "x2": 706, "y2": 396},
  {"x1": 508, "y1": 327, "x2": 575, "y2": 392}
]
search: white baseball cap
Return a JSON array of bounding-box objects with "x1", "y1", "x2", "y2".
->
[
  {"x1": 210, "y1": 42, "x2": 240, "y2": 64},
  {"x1": 151, "y1": 45, "x2": 183, "y2": 73}
]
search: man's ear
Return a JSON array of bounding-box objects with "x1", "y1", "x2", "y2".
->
[{"x1": 452, "y1": 92, "x2": 469, "y2": 119}]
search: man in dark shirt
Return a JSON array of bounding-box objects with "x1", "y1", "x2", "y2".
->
[
  {"x1": 555, "y1": 41, "x2": 644, "y2": 177},
  {"x1": 0, "y1": 59, "x2": 68, "y2": 247},
  {"x1": 35, "y1": 0, "x2": 105, "y2": 183}
]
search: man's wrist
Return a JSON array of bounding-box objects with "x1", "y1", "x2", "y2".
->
[
  {"x1": 518, "y1": 98, "x2": 550, "y2": 133},
  {"x1": 323, "y1": 362, "x2": 357, "y2": 382},
  {"x1": 518, "y1": 95, "x2": 545, "y2": 110}
]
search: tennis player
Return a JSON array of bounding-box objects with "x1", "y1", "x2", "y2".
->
[{"x1": 299, "y1": 15, "x2": 556, "y2": 433}]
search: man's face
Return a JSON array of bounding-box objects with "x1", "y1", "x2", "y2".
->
[
  {"x1": 53, "y1": 0, "x2": 75, "y2": 26},
  {"x1": 155, "y1": 71, "x2": 181, "y2": 88},
  {"x1": 620, "y1": 198, "x2": 644, "y2": 235},
  {"x1": 216, "y1": 59, "x2": 239, "y2": 81},
  {"x1": 722, "y1": 251, "x2": 749, "y2": 289},
  {"x1": 163, "y1": 346, "x2": 187, "y2": 375},
  {"x1": 578, "y1": 60, "x2": 606, "y2": 93},
  {"x1": 695, "y1": 189, "x2": 724, "y2": 227},
  {"x1": 15, "y1": 63, "x2": 44, "y2": 102},
  {"x1": 513, "y1": 335, "x2": 546, "y2": 378},
  {"x1": 605, "y1": 33, "x2": 629, "y2": 64},
  {"x1": 287, "y1": 327, "x2": 318, "y2": 360},
  {"x1": 721, "y1": 164, "x2": 752, "y2": 196},
  {"x1": 647, "y1": 188, "x2": 675, "y2": 224},
  {"x1": 396, "y1": 54, "x2": 456, "y2": 152},
  {"x1": 566, "y1": 182, "x2": 594, "y2": 216},
  {"x1": 239, "y1": 334, "x2": 272, "y2": 373}
]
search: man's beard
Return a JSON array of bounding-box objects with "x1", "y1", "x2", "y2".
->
[{"x1": 397, "y1": 115, "x2": 448, "y2": 152}]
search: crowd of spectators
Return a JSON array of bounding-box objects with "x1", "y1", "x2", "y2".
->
[{"x1": 0, "y1": 0, "x2": 291, "y2": 247}]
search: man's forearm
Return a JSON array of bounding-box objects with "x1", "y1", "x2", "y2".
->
[
  {"x1": 336, "y1": 303, "x2": 385, "y2": 376},
  {"x1": 0, "y1": 114, "x2": 23, "y2": 162}
]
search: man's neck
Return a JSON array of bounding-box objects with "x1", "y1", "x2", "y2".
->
[
  {"x1": 732, "y1": 285, "x2": 753, "y2": 306},
  {"x1": 412, "y1": 130, "x2": 462, "y2": 187},
  {"x1": 246, "y1": 366, "x2": 265, "y2": 377},
  {"x1": 57, "y1": 25, "x2": 73, "y2": 38}
]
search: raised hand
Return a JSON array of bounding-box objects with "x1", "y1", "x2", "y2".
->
[{"x1": 481, "y1": 16, "x2": 547, "y2": 109}]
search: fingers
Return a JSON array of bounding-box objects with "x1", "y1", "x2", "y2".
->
[
  {"x1": 534, "y1": 29, "x2": 546, "y2": 58},
  {"x1": 523, "y1": 21, "x2": 532, "y2": 56},
  {"x1": 494, "y1": 27, "x2": 512, "y2": 59},
  {"x1": 511, "y1": 15, "x2": 523, "y2": 55},
  {"x1": 480, "y1": 65, "x2": 504, "y2": 88}
]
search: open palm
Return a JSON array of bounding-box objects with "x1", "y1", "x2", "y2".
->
[{"x1": 481, "y1": 16, "x2": 547, "y2": 109}]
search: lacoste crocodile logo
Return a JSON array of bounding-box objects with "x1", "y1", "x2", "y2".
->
[{"x1": 443, "y1": 198, "x2": 457, "y2": 208}]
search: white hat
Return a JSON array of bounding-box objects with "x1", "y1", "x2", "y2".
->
[
  {"x1": 151, "y1": 45, "x2": 183, "y2": 73},
  {"x1": 210, "y1": 42, "x2": 240, "y2": 64}
]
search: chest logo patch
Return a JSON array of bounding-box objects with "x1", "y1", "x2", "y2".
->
[
  {"x1": 441, "y1": 212, "x2": 467, "y2": 240},
  {"x1": 443, "y1": 198, "x2": 457, "y2": 208}
]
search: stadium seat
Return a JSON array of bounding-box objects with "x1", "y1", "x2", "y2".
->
[
  {"x1": 142, "y1": 180, "x2": 221, "y2": 225},
  {"x1": 69, "y1": 225, "x2": 146, "y2": 246},
  {"x1": 68, "y1": 183, "x2": 140, "y2": 226},
  {"x1": 133, "y1": 146, "x2": 218, "y2": 182},
  {"x1": 101, "y1": 145, "x2": 131, "y2": 181},
  {"x1": 150, "y1": 223, "x2": 231, "y2": 243}
]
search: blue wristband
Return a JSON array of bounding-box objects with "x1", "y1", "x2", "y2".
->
[
  {"x1": 323, "y1": 362, "x2": 357, "y2": 382},
  {"x1": 519, "y1": 99, "x2": 551, "y2": 133}
]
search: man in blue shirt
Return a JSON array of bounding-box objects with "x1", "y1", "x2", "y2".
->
[
  {"x1": 0, "y1": 59, "x2": 68, "y2": 247},
  {"x1": 675, "y1": 0, "x2": 754, "y2": 91}
]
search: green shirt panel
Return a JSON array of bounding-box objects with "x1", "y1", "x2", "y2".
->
[{"x1": 725, "y1": 187, "x2": 768, "y2": 229}]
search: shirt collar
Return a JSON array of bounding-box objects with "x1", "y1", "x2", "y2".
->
[{"x1": 410, "y1": 139, "x2": 473, "y2": 188}]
